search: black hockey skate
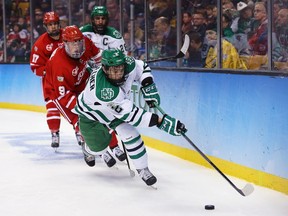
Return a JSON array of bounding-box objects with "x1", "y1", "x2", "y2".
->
[
  {"x1": 102, "y1": 151, "x2": 116, "y2": 168},
  {"x1": 84, "y1": 154, "x2": 96, "y2": 167},
  {"x1": 51, "y1": 131, "x2": 60, "y2": 148},
  {"x1": 111, "y1": 146, "x2": 126, "y2": 161},
  {"x1": 81, "y1": 143, "x2": 95, "y2": 167},
  {"x1": 75, "y1": 132, "x2": 85, "y2": 146},
  {"x1": 137, "y1": 167, "x2": 157, "y2": 186}
]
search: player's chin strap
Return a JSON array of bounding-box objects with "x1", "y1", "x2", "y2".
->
[{"x1": 153, "y1": 103, "x2": 254, "y2": 197}]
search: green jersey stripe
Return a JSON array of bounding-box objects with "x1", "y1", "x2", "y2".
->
[{"x1": 129, "y1": 148, "x2": 147, "y2": 160}]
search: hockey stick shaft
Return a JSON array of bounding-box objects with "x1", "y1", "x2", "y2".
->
[
  {"x1": 155, "y1": 104, "x2": 254, "y2": 196},
  {"x1": 146, "y1": 56, "x2": 181, "y2": 63},
  {"x1": 181, "y1": 133, "x2": 250, "y2": 196},
  {"x1": 121, "y1": 141, "x2": 135, "y2": 177},
  {"x1": 146, "y1": 34, "x2": 190, "y2": 63}
]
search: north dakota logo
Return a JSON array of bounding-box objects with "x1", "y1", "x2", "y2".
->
[{"x1": 101, "y1": 88, "x2": 114, "y2": 100}]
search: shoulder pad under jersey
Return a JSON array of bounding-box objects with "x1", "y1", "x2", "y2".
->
[
  {"x1": 80, "y1": 24, "x2": 93, "y2": 33},
  {"x1": 124, "y1": 56, "x2": 136, "y2": 74},
  {"x1": 105, "y1": 26, "x2": 123, "y2": 39}
]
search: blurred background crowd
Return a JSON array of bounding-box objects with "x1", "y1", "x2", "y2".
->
[{"x1": 0, "y1": 0, "x2": 287, "y2": 71}]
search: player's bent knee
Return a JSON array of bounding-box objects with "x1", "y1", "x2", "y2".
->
[{"x1": 115, "y1": 123, "x2": 140, "y2": 143}]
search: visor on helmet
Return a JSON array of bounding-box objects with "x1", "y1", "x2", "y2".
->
[{"x1": 64, "y1": 39, "x2": 85, "y2": 59}]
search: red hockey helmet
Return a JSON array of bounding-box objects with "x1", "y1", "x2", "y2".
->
[
  {"x1": 62, "y1": 25, "x2": 84, "y2": 42},
  {"x1": 62, "y1": 25, "x2": 85, "y2": 58},
  {"x1": 43, "y1": 11, "x2": 60, "y2": 24}
]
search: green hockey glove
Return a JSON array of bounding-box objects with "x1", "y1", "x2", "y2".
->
[
  {"x1": 157, "y1": 114, "x2": 187, "y2": 136},
  {"x1": 141, "y1": 83, "x2": 160, "y2": 108}
]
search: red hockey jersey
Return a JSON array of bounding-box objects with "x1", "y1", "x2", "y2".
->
[
  {"x1": 30, "y1": 30, "x2": 63, "y2": 76},
  {"x1": 44, "y1": 36, "x2": 100, "y2": 102}
]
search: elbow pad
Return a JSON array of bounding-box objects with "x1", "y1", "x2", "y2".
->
[{"x1": 141, "y1": 77, "x2": 153, "y2": 86}]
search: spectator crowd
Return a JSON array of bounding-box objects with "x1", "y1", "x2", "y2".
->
[
  {"x1": 181, "y1": 0, "x2": 288, "y2": 70},
  {"x1": 0, "y1": 0, "x2": 287, "y2": 71}
]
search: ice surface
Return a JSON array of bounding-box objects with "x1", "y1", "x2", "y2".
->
[{"x1": 0, "y1": 109, "x2": 287, "y2": 216}]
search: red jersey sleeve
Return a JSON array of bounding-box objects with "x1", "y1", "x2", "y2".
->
[
  {"x1": 84, "y1": 37, "x2": 102, "y2": 64},
  {"x1": 30, "y1": 36, "x2": 48, "y2": 77},
  {"x1": 30, "y1": 32, "x2": 63, "y2": 77}
]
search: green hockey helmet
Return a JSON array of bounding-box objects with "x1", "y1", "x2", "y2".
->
[
  {"x1": 102, "y1": 49, "x2": 127, "y2": 86},
  {"x1": 102, "y1": 49, "x2": 125, "y2": 66},
  {"x1": 91, "y1": 6, "x2": 109, "y2": 18}
]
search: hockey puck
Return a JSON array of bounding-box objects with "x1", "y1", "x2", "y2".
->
[{"x1": 205, "y1": 205, "x2": 215, "y2": 210}]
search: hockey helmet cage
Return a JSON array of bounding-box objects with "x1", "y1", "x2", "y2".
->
[{"x1": 102, "y1": 49, "x2": 127, "y2": 86}]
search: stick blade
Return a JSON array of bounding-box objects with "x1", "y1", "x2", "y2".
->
[
  {"x1": 239, "y1": 183, "x2": 254, "y2": 196},
  {"x1": 177, "y1": 34, "x2": 190, "y2": 57},
  {"x1": 129, "y1": 170, "x2": 136, "y2": 178}
]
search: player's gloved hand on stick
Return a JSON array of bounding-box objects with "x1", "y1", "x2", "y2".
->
[
  {"x1": 141, "y1": 82, "x2": 160, "y2": 108},
  {"x1": 157, "y1": 114, "x2": 187, "y2": 136}
]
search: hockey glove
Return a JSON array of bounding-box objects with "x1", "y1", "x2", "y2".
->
[
  {"x1": 157, "y1": 114, "x2": 187, "y2": 136},
  {"x1": 141, "y1": 83, "x2": 160, "y2": 108}
]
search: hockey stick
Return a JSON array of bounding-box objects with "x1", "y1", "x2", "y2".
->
[
  {"x1": 146, "y1": 34, "x2": 190, "y2": 63},
  {"x1": 155, "y1": 104, "x2": 254, "y2": 196},
  {"x1": 121, "y1": 141, "x2": 136, "y2": 177}
]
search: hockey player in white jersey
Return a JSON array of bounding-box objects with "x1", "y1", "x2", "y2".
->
[
  {"x1": 74, "y1": 49, "x2": 187, "y2": 186},
  {"x1": 80, "y1": 5, "x2": 127, "y2": 160},
  {"x1": 80, "y1": 5, "x2": 127, "y2": 54}
]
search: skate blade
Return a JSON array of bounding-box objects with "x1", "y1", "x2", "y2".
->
[{"x1": 149, "y1": 184, "x2": 158, "y2": 190}]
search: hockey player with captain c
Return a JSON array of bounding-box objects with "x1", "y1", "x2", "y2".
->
[
  {"x1": 80, "y1": 5, "x2": 127, "y2": 55},
  {"x1": 73, "y1": 49, "x2": 187, "y2": 186}
]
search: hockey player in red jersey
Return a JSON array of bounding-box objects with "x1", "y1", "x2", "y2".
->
[
  {"x1": 29, "y1": 11, "x2": 65, "y2": 148},
  {"x1": 44, "y1": 25, "x2": 126, "y2": 165}
]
